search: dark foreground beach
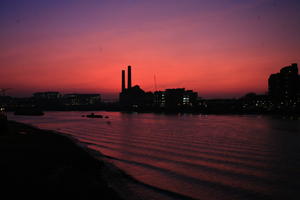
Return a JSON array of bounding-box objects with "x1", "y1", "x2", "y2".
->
[{"x1": 0, "y1": 121, "x2": 137, "y2": 199}]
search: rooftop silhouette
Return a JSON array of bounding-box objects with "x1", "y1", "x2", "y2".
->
[{"x1": 1, "y1": 63, "x2": 300, "y2": 114}]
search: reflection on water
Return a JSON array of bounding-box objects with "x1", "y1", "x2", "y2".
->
[{"x1": 8, "y1": 112, "x2": 300, "y2": 200}]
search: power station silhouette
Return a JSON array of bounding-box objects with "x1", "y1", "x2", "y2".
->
[
  {"x1": 118, "y1": 66, "x2": 198, "y2": 110},
  {"x1": 119, "y1": 66, "x2": 153, "y2": 108}
]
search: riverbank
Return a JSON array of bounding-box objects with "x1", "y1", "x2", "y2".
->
[{"x1": 0, "y1": 121, "x2": 132, "y2": 199}]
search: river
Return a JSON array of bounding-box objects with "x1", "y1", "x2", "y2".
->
[{"x1": 8, "y1": 112, "x2": 300, "y2": 200}]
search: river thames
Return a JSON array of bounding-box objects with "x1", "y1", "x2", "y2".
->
[{"x1": 9, "y1": 112, "x2": 300, "y2": 200}]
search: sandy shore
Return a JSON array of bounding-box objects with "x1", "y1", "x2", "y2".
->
[{"x1": 0, "y1": 121, "x2": 132, "y2": 199}]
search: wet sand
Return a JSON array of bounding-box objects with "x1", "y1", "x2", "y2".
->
[{"x1": 0, "y1": 121, "x2": 130, "y2": 199}]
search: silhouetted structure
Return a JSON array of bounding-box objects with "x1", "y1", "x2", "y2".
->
[
  {"x1": 121, "y1": 85, "x2": 153, "y2": 108},
  {"x1": 153, "y1": 91, "x2": 165, "y2": 108},
  {"x1": 119, "y1": 66, "x2": 199, "y2": 111},
  {"x1": 3, "y1": 63, "x2": 299, "y2": 114},
  {"x1": 33, "y1": 91, "x2": 62, "y2": 110},
  {"x1": 268, "y1": 63, "x2": 300, "y2": 102},
  {"x1": 154, "y1": 88, "x2": 198, "y2": 109},
  {"x1": 0, "y1": 106, "x2": 7, "y2": 130},
  {"x1": 239, "y1": 93, "x2": 269, "y2": 113},
  {"x1": 128, "y1": 65, "x2": 132, "y2": 89},
  {"x1": 122, "y1": 70, "x2": 125, "y2": 92},
  {"x1": 33, "y1": 92, "x2": 61, "y2": 99},
  {"x1": 63, "y1": 94, "x2": 101, "y2": 105},
  {"x1": 119, "y1": 66, "x2": 153, "y2": 109},
  {"x1": 0, "y1": 95, "x2": 13, "y2": 108}
]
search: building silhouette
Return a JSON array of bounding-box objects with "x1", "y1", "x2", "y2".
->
[
  {"x1": 119, "y1": 66, "x2": 153, "y2": 108},
  {"x1": 33, "y1": 92, "x2": 61, "y2": 99},
  {"x1": 268, "y1": 63, "x2": 300, "y2": 102},
  {"x1": 154, "y1": 88, "x2": 198, "y2": 109},
  {"x1": 119, "y1": 66, "x2": 198, "y2": 110},
  {"x1": 153, "y1": 91, "x2": 165, "y2": 108},
  {"x1": 63, "y1": 94, "x2": 101, "y2": 105}
]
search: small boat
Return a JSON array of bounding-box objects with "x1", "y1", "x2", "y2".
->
[{"x1": 86, "y1": 113, "x2": 103, "y2": 118}]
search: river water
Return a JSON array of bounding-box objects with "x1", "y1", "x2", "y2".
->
[{"x1": 8, "y1": 112, "x2": 300, "y2": 200}]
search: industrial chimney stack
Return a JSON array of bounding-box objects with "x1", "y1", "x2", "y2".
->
[
  {"x1": 128, "y1": 65, "x2": 132, "y2": 89},
  {"x1": 121, "y1": 70, "x2": 125, "y2": 92}
]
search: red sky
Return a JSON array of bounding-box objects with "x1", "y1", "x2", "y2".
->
[{"x1": 1, "y1": 0, "x2": 300, "y2": 100}]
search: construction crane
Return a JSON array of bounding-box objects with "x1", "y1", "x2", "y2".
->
[{"x1": 0, "y1": 88, "x2": 11, "y2": 96}]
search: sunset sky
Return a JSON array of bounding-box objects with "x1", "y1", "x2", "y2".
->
[{"x1": 1, "y1": 0, "x2": 300, "y2": 100}]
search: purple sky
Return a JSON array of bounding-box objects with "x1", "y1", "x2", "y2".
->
[{"x1": 1, "y1": 0, "x2": 300, "y2": 99}]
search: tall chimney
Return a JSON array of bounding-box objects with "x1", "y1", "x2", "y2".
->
[
  {"x1": 128, "y1": 65, "x2": 132, "y2": 89},
  {"x1": 121, "y1": 70, "x2": 125, "y2": 92}
]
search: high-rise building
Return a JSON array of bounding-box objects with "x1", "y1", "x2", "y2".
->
[{"x1": 268, "y1": 63, "x2": 300, "y2": 101}]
